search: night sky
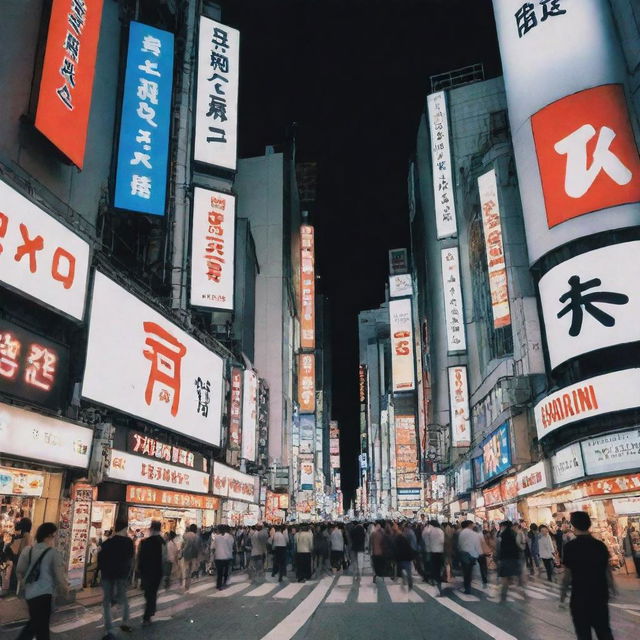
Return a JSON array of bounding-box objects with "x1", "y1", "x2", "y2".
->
[{"x1": 223, "y1": 0, "x2": 502, "y2": 503}]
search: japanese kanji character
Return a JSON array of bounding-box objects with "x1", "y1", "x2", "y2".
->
[
  {"x1": 60, "y1": 59, "x2": 76, "y2": 87},
  {"x1": 51, "y1": 247, "x2": 76, "y2": 289},
  {"x1": 0, "y1": 333, "x2": 20, "y2": 380},
  {"x1": 137, "y1": 102, "x2": 158, "y2": 127},
  {"x1": 14, "y1": 223, "x2": 43, "y2": 273},
  {"x1": 206, "y1": 126, "x2": 227, "y2": 143},
  {"x1": 138, "y1": 59, "x2": 161, "y2": 77},
  {"x1": 72, "y1": 0, "x2": 87, "y2": 18},
  {"x1": 130, "y1": 151, "x2": 152, "y2": 169},
  {"x1": 130, "y1": 175, "x2": 152, "y2": 199},
  {"x1": 137, "y1": 78, "x2": 159, "y2": 105},
  {"x1": 194, "y1": 377, "x2": 211, "y2": 417},
  {"x1": 515, "y1": 3, "x2": 537, "y2": 38},
  {"x1": 0, "y1": 212, "x2": 8, "y2": 255},
  {"x1": 136, "y1": 129, "x2": 152, "y2": 150},
  {"x1": 211, "y1": 27, "x2": 229, "y2": 50},
  {"x1": 206, "y1": 95, "x2": 227, "y2": 121},
  {"x1": 24, "y1": 344, "x2": 57, "y2": 391},
  {"x1": 557, "y1": 276, "x2": 629, "y2": 336},
  {"x1": 68, "y1": 12, "x2": 84, "y2": 36},
  {"x1": 540, "y1": 0, "x2": 566, "y2": 22},
  {"x1": 207, "y1": 72, "x2": 228, "y2": 94},
  {"x1": 209, "y1": 51, "x2": 229, "y2": 74},
  {"x1": 142, "y1": 321, "x2": 187, "y2": 417},
  {"x1": 141, "y1": 34, "x2": 162, "y2": 57},
  {"x1": 56, "y1": 84, "x2": 73, "y2": 110},
  {"x1": 64, "y1": 32, "x2": 80, "y2": 61}
]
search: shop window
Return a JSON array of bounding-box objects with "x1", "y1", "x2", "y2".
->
[{"x1": 468, "y1": 215, "x2": 513, "y2": 369}]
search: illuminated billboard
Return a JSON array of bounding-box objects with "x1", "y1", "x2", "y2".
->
[
  {"x1": 114, "y1": 21, "x2": 174, "y2": 215},
  {"x1": 190, "y1": 188, "x2": 236, "y2": 311},
  {"x1": 389, "y1": 298, "x2": 415, "y2": 392},
  {"x1": 35, "y1": 0, "x2": 104, "y2": 168},
  {"x1": 82, "y1": 272, "x2": 224, "y2": 446},
  {"x1": 241, "y1": 369, "x2": 258, "y2": 462},
  {"x1": 300, "y1": 225, "x2": 315, "y2": 349},
  {"x1": 298, "y1": 354, "x2": 315, "y2": 413},
  {"x1": 441, "y1": 247, "x2": 466, "y2": 352},
  {"x1": 448, "y1": 365, "x2": 470, "y2": 448},
  {"x1": 194, "y1": 17, "x2": 240, "y2": 171}
]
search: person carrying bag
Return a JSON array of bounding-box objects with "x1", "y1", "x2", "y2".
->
[{"x1": 15, "y1": 522, "x2": 69, "y2": 640}]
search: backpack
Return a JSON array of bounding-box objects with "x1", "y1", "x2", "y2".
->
[{"x1": 24, "y1": 547, "x2": 52, "y2": 584}]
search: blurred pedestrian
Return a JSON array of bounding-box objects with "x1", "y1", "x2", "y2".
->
[
  {"x1": 294, "y1": 524, "x2": 313, "y2": 582},
  {"x1": 138, "y1": 521, "x2": 166, "y2": 625},
  {"x1": 181, "y1": 524, "x2": 200, "y2": 592},
  {"x1": 213, "y1": 525, "x2": 234, "y2": 590}
]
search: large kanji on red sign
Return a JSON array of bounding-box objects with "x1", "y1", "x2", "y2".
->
[{"x1": 532, "y1": 84, "x2": 640, "y2": 228}]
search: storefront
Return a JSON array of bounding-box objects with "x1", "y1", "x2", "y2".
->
[
  {"x1": 212, "y1": 462, "x2": 260, "y2": 525},
  {"x1": 481, "y1": 475, "x2": 519, "y2": 525}
]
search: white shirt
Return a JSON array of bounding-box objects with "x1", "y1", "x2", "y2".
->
[
  {"x1": 422, "y1": 525, "x2": 432, "y2": 552},
  {"x1": 458, "y1": 527, "x2": 483, "y2": 558},
  {"x1": 539, "y1": 534, "x2": 555, "y2": 559},
  {"x1": 427, "y1": 527, "x2": 444, "y2": 553},
  {"x1": 214, "y1": 533, "x2": 234, "y2": 560},
  {"x1": 273, "y1": 531, "x2": 289, "y2": 548}
]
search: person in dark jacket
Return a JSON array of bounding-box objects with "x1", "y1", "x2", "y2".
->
[
  {"x1": 137, "y1": 521, "x2": 166, "y2": 625},
  {"x1": 350, "y1": 523, "x2": 366, "y2": 580},
  {"x1": 98, "y1": 519, "x2": 135, "y2": 639},
  {"x1": 497, "y1": 521, "x2": 525, "y2": 602},
  {"x1": 394, "y1": 523, "x2": 415, "y2": 590}
]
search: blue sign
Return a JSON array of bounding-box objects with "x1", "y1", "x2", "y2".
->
[
  {"x1": 114, "y1": 22, "x2": 174, "y2": 215},
  {"x1": 472, "y1": 456, "x2": 485, "y2": 486},
  {"x1": 482, "y1": 421, "x2": 511, "y2": 482}
]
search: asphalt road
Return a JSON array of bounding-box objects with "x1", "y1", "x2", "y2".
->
[{"x1": 2, "y1": 561, "x2": 638, "y2": 640}]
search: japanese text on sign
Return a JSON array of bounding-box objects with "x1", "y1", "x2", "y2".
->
[
  {"x1": 448, "y1": 366, "x2": 471, "y2": 447},
  {"x1": 114, "y1": 22, "x2": 174, "y2": 215},
  {"x1": 514, "y1": 1, "x2": 567, "y2": 38},
  {"x1": 389, "y1": 298, "x2": 415, "y2": 392},
  {"x1": 440, "y1": 247, "x2": 466, "y2": 352},
  {"x1": 242, "y1": 369, "x2": 258, "y2": 461},
  {"x1": 427, "y1": 92, "x2": 457, "y2": 238},
  {"x1": 194, "y1": 17, "x2": 239, "y2": 170},
  {"x1": 228, "y1": 367, "x2": 243, "y2": 450},
  {"x1": 298, "y1": 354, "x2": 315, "y2": 413},
  {"x1": 300, "y1": 225, "x2": 315, "y2": 349},
  {"x1": 128, "y1": 431, "x2": 207, "y2": 472}
]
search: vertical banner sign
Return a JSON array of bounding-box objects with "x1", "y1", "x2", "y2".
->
[
  {"x1": 300, "y1": 225, "x2": 315, "y2": 349},
  {"x1": 67, "y1": 484, "x2": 93, "y2": 589},
  {"x1": 190, "y1": 188, "x2": 236, "y2": 310},
  {"x1": 228, "y1": 366, "x2": 243, "y2": 451},
  {"x1": 440, "y1": 247, "x2": 466, "y2": 352},
  {"x1": 241, "y1": 369, "x2": 257, "y2": 461},
  {"x1": 114, "y1": 22, "x2": 174, "y2": 216},
  {"x1": 427, "y1": 92, "x2": 457, "y2": 239},
  {"x1": 35, "y1": 0, "x2": 104, "y2": 168},
  {"x1": 194, "y1": 17, "x2": 240, "y2": 171},
  {"x1": 448, "y1": 366, "x2": 471, "y2": 447},
  {"x1": 478, "y1": 169, "x2": 511, "y2": 328},
  {"x1": 298, "y1": 354, "x2": 316, "y2": 413},
  {"x1": 395, "y1": 415, "x2": 421, "y2": 493},
  {"x1": 492, "y1": 0, "x2": 640, "y2": 265},
  {"x1": 389, "y1": 298, "x2": 416, "y2": 392}
]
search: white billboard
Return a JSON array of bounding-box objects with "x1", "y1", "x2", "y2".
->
[
  {"x1": 241, "y1": 369, "x2": 257, "y2": 462},
  {"x1": 478, "y1": 169, "x2": 511, "y2": 328},
  {"x1": 83, "y1": 272, "x2": 224, "y2": 446},
  {"x1": 535, "y1": 368, "x2": 640, "y2": 440},
  {"x1": 492, "y1": 0, "x2": 640, "y2": 264},
  {"x1": 538, "y1": 242, "x2": 640, "y2": 369},
  {"x1": 212, "y1": 461, "x2": 258, "y2": 502},
  {"x1": 194, "y1": 17, "x2": 239, "y2": 171},
  {"x1": 0, "y1": 178, "x2": 90, "y2": 320},
  {"x1": 516, "y1": 461, "x2": 551, "y2": 496},
  {"x1": 427, "y1": 92, "x2": 457, "y2": 239},
  {"x1": 0, "y1": 402, "x2": 92, "y2": 468},
  {"x1": 190, "y1": 188, "x2": 235, "y2": 311},
  {"x1": 108, "y1": 449, "x2": 209, "y2": 493},
  {"x1": 389, "y1": 274, "x2": 413, "y2": 298},
  {"x1": 581, "y1": 429, "x2": 640, "y2": 477},
  {"x1": 441, "y1": 247, "x2": 466, "y2": 352},
  {"x1": 551, "y1": 443, "x2": 585, "y2": 485},
  {"x1": 389, "y1": 298, "x2": 415, "y2": 392},
  {"x1": 448, "y1": 366, "x2": 470, "y2": 447}
]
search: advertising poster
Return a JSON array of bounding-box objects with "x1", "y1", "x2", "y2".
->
[
  {"x1": 441, "y1": 247, "x2": 466, "y2": 351},
  {"x1": 482, "y1": 422, "x2": 511, "y2": 481},
  {"x1": 448, "y1": 365, "x2": 471, "y2": 447},
  {"x1": 300, "y1": 225, "x2": 315, "y2": 349},
  {"x1": 581, "y1": 429, "x2": 640, "y2": 477},
  {"x1": 67, "y1": 484, "x2": 93, "y2": 590},
  {"x1": 228, "y1": 367, "x2": 243, "y2": 451},
  {"x1": 389, "y1": 298, "x2": 416, "y2": 392}
]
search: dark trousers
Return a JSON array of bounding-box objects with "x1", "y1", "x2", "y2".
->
[
  {"x1": 272, "y1": 547, "x2": 287, "y2": 581},
  {"x1": 215, "y1": 559, "x2": 230, "y2": 589},
  {"x1": 461, "y1": 558, "x2": 475, "y2": 592},
  {"x1": 142, "y1": 576, "x2": 161, "y2": 621},
  {"x1": 16, "y1": 594, "x2": 52, "y2": 640},
  {"x1": 478, "y1": 555, "x2": 488, "y2": 584},
  {"x1": 570, "y1": 601, "x2": 614, "y2": 640},
  {"x1": 372, "y1": 555, "x2": 386, "y2": 578},
  {"x1": 296, "y1": 552, "x2": 312, "y2": 581},
  {"x1": 542, "y1": 558, "x2": 554, "y2": 581},
  {"x1": 431, "y1": 552, "x2": 443, "y2": 591},
  {"x1": 633, "y1": 555, "x2": 640, "y2": 578}
]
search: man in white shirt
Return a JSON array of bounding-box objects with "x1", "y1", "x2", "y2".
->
[
  {"x1": 426, "y1": 521, "x2": 445, "y2": 595},
  {"x1": 270, "y1": 526, "x2": 289, "y2": 582},
  {"x1": 213, "y1": 525, "x2": 234, "y2": 590},
  {"x1": 458, "y1": 520, "x2": 483, "y2": 594}
]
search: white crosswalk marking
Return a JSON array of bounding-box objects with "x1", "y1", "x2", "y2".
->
[
  {"x1": 453, "y1": 590, "x2": 480, "y2": 602},
  {"x1": 386, "y1": 584, "x2": 423, "y2": 603},
  {"x1": 523, "y1": 588, "x2": 548, "y2": 599},
  {"x1": 207, "y1": 581, "x2": 250, "y2": 598},
  {"x1": 187, "y1": 582, "x2": 217, "y2": 594},
  {"x1": 356, "y1": 583, "x2": 378, "y2": 603},
  {"x1": 274, "y1": 582, "x2": 306, "y2": 599},
  {"x1": 246, "y1": 582, "x2": 278, "y2": 597},
  {"x1": 51, "y1": 612, "x2": 103, "y2": 633},
  {"x1": 325, "y1": 576, "x2": 353, "y2": 603}
]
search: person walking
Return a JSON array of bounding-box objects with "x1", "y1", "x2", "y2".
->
[
  {"x1": 313, "y1": 525, "x2": 330, "y2": 576},
  {"x1": 164, "y1": 531, "x2": 179, "y2": 589},
  {"x1": 98, "y1": 519, "x2": 134, "y2": 639},
  {"x1": 497, "y1": 521, "x2": 525, "y2": 602},
  {"x1": 137, "y1": 521, "x2": 166, "y2": 625},
  {"x1": 213, "y1": 525, "x2": 234, "y2": 590},
  {"x1": 538, "y1": 525, "x2": 556, "y2": 582},
  {"x1": 394, "y1": 524, "x2": 415, "y2": 590},
  {"x1": 426, "y1": 521, "x2": 445, "y2": 595},
  {"x1": 329, "y1": 523, "x2": 345, "y2": 574},
  {"x1": 294, "y1": 524, "x2": 313, "y2": 582},
  {"x1": 370, "y1": 521, "x2": 386, "y2": 583},
  {"x1": 421, "y1": 521, "x2": 432, "y2": 583},
  {"x1": 15, "y1": 522, "x2": 69, "y2": 640},
  {"x1": 271, "y1": 525, "x2": 289, "y2": 583},
  {"x1": 181, "y1": 524, "x2": 201, "y2": 592},
  {"x1": 458, "y1": 520, "x2": 482, "y2": 594},
  {"x1": 350, "y1": 522, "x2": 366, "y2": 580},
  {"x1": 477, "y1": 525, "x2": 491, "y2": 586},
  {"x1": 249, "y1": 524, "x2": 269, "y2": 582},
  {"x1": 560, "y1": 512, "x2": 616, "y2": 640}
]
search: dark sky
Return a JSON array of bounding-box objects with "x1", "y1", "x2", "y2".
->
[{"x1": 222, "y1": 0, "x2": 502, "y2": 503}]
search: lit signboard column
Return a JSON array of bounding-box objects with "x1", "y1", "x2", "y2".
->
[
  {"x1": 35, "y1": 0, "x2": 104, "y2": 168},
  {"x1": 241, "y1": 369, "x2": 258, "y2": 462},
  {"x1": 427, "y1": 92, "x2": 457, "y2": 239},
  {"x1": 190, "y1": 188, "x2": 236, "y2": 310},
  {"x1": 448, "y1": 365, "x2": 471, "y2": 448},
  {"x1": 300, "y1": 225, "x2": 315, "y2": 349},
  {"x1": 228, "y1": 367, "x2": 243, "y2": 451},
  {"x1": 389, "y1": 298, "x2": 416, "y2": 392},
  {"x1": 298, "y1": 354, "x2": 316, "y2": 413},
  {"x1": 492, "y1": 0, "x2": 640, "y2": 265},
  {"x1": 114, "y1": 22, "x2": 174, "y2": 216},
  {"x1": 478, "y1": 169, "x2": 511, "y2": 328},
  {"x1": 440, "y1": 247, "x2": 466, "y2": 352},
  {"x1": 194, "y1": 17, "x2": 240, "y2": 171}
]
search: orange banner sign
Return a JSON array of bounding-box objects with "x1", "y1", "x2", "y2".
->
[
  {"x1": 300, "y1": 226, "x2": 315, "y2": 349},
  {"x1": 126, "y1": 484, "x2": 219, "y2": 510},
  {"x1": 298, "y1": 353, "x2": 315, "y2": 413}
]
